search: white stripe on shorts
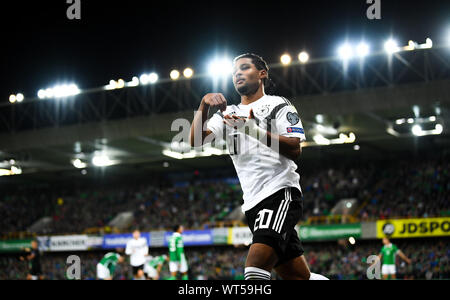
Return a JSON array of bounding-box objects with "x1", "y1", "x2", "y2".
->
[{"x1": 275, "y1": 188, "x2": 292, "y2": 233}]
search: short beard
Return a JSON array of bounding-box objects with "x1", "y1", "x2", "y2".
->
[{"x1": 236, "y1": 82, "x2": 259, "y2": 96}]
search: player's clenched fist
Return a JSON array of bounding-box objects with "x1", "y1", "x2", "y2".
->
[{"x1": 202, "y1": 93, "x2": 227, "y2": 112}]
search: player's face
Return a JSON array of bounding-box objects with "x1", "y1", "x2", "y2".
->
[
  {"x1": 232, "y1": 58, "x2": 266, "y2": 96},
  {"x1": 31, "y1": 241, "x2": 38, "y2": 249},
  {"x1": 382, "y1": 238, "x2": 389, "y2": 245},
  {"x1": 133, "y1": 231, "x2": 140, "y2": 239}
]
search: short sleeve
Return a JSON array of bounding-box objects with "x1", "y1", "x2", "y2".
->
[
  {"x1": 206, "y1": 112, "x2": 225, "y2": 141},
  {"x1": 275, "y1": 104, "x2": 306, "y2": 142},
  {"x1": 394, "y1": 245, "x2": 399, "y2": 254}
]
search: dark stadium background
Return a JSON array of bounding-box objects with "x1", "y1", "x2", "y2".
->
[{"x1": 0, "y1": 0, "x2": 449, "y2": 280}]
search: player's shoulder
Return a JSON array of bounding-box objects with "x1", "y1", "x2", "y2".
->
[
  {"x1": 251, "y1": 95, "x2": 286, "y2": 119},
  {"x1": 263, "y1": 95, "x2": 295, "y2": 106}
]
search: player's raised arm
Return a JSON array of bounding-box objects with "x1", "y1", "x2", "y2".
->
[
  {"x1": 189, "y1": 93, "x2": 227, "y2": 147},
  {"x1": 397, "y1": 249, "x2": 412, "y2": 264}
]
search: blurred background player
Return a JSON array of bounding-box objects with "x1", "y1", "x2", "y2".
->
[
  {"x1": 378, "y1": 237, "x2": 412, "y2": 280},
  {"x1": 20, "y1": 240, "x2": 43, "y2": 280},
  {"x1": 144, "y1": 254, "x2": 169, "y2": 280},
  {"x1": 96, "y1": 251, "x2": 125, "y2": 280},
  {"x1": 125, "y1": 229, "x2": 148, "y2": 280},
  {"x1": 169, "y1": 225, "x2": 189, "y2": 280}
]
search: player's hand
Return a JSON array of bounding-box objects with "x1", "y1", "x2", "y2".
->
[
  {"x1": 407, "y1": 258, "x2": 412, "y2": 265},
  {"x1": 202, "y1": 93, "x2": 227, "y2": 112},
  {"x1": 223, "y1": 114, "x2": 246, "y2": 129}
]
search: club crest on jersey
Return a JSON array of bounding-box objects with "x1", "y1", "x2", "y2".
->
[
  {"x1": 255, "y1": 104, "x2": 270, "y2": 117},
  {"x1": 287, "y1": 112, "x2": 300, "y2": 125}
]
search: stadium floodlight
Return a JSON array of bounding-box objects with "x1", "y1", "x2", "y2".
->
[
  {"x1": 92, "y1": 155, "x2": 113, "y2": 167},
  {"x1": 139, "y1": 74, "x2": 149, "y2": 85},
  {"x1": 413, "y1": 105, "x2": 420, "y2": 118},
  {"x1": 44, "y1": 88, "x2": 54, "y2": 98},
  {"x1": 316, "y1": 124, "x2": 338, "y2": 135},
  {"x1": 52, "y1": 84, "x2": 80, "y2": 98},
  {"x1": 11, "y1": 166, "x2": 22, "y2": 175},
  {"x1": 434, "y1": 124, "x2": 443, "y2": 135},
  {"x1": 313, "y1": 134, "x2": 331, "y2": 145},
  {"x1": 149, "y1": 72, "x2": 158, "y2": 84},
  {"x1": 170, "y1": 70, "x2": 180, "y2": 80},
  {"x1": 412, "y1": 124, "x2": 423, "y2": 136},
  {"x1": 396, "y1": 118, "x2": 405, "y2": 125},
  {"x1": 429, "y1": 116, "x2": 436, "y2": 122},
  {"x1": 9, "y1": 94, "x2": 16, "y2": 103},
  {"x1": 353, "y1": 145, "x2": 360, "y2": 151},
  {"x1": 315, "y1": 114, "x2": 324, "y2": 124},
  {"x1": 0, "y1": 169, "x2": 11, "y2": 176},
  {"x1": 208, "y1": 58, "x2": 233, "y2": 78},
  {"x1": 447, "y1": 30, "x2": 450, "y2": 46},
  {"x1": 162, "y1": 149, "x2": 184, "y2": 160},
  {"x1": 16, "y1": 93, "x2": 24, "y2": 102},
  {"x1": 338, "y1": 43, "x2": 353, "y2": 60},
  {"x1": 37, "y1": 89, "x2": 46, "y2": 99},
  {"x1": 106, "y1": 80, "x2": 117, "y2": 90},
  {"x1": 298, "y1": 51, "x2": 309, "y2": 64},
  {"x1": 347, "y1": 132, "x2": 356, "y2": 143},
  {"x1": 280, "y1": 54, "x2": 292, "y2": 66},
  {"x1": 405, "y1": 40, "x2": 416, "y2": 51},
  {"x1": 356, "y1": 42, "x2": 370, "y2": 58},
  {"x1": 183, "y1": 68, "x2": 194, "y2": 78},
  {"x1": 202, "y1": 147, "x2": 224, "y2": 156},
  {"x1": 72, "y1": 159, "x2": 87, "y2": 169},
  {"x1": 420, "y1": 38, "x2": 433, "y2": 49},
  {"x1": 116, "y1": 79, "x2": 125, "y2": 89},
  {"x1": 407, "y1": 118, "x2": 414, "y2": 124},
  {"x1": 127, "y1": 76, "x2": 140, "y2": 87},
  {"x1": 384, "y1": 39, "x2": 400, "y2": 54}
]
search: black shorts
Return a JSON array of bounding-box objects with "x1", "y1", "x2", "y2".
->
[
  {"x1": 245, "y1": 187, "x2": 304, "y2": 267},
  {"x1": 30, "y1": 266, "x2": 42, "y2": 276},
  {"x1": 132, "y1": 265, "x2": 144, "y2": 275}
]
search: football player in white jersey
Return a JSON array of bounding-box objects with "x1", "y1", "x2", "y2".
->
[
  {"x1": 190, "y1": 53, "x2": 327, "y2": 280},
  {"x1": 125, "y1": 229, "x2": 149, "y2": 280}
]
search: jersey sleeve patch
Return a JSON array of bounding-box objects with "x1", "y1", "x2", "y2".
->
[
  {"x1": 286, "y1": 127, "x2": 304, "y2": 134},
  {"x1": 286, "y1": 112, "x2": 300, "y2": 125}
]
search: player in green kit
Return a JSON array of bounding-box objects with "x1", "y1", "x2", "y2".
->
[
  {"x1": 378, "y1": 238, "x2": 411, "y2": 280},
  {"x1": 96, "y1": 252, "x2": 125, "y2": 280},
  {"x1": 144, "y1": 254, "x2": 169, "y2": 280},
  {"x1": 168, "y1": 225, "x2": 188, "y2": 280}
]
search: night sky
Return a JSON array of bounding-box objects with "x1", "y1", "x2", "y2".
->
[{"x1": 2, "y1": 0, "x2": 449, "y2": 103}]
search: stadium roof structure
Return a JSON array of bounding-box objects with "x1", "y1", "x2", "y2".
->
[{"x1": 1, "y1": 47, "x2": 449, "y2": 185}]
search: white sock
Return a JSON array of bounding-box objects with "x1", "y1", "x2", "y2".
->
[
  {"x1": 245, "y1": 267, "x2": 271, "y2": 280},
  {"x1": 309, "y1": 272, "x2": 329, "y2": 280}
]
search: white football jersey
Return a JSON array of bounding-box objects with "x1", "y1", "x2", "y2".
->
[
  {"x1": 125, "y1": 237, "x2": 148, "y2": 266},
  {"x1": 207, "y1": 95, "x2": 306, "y2": 212}
]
